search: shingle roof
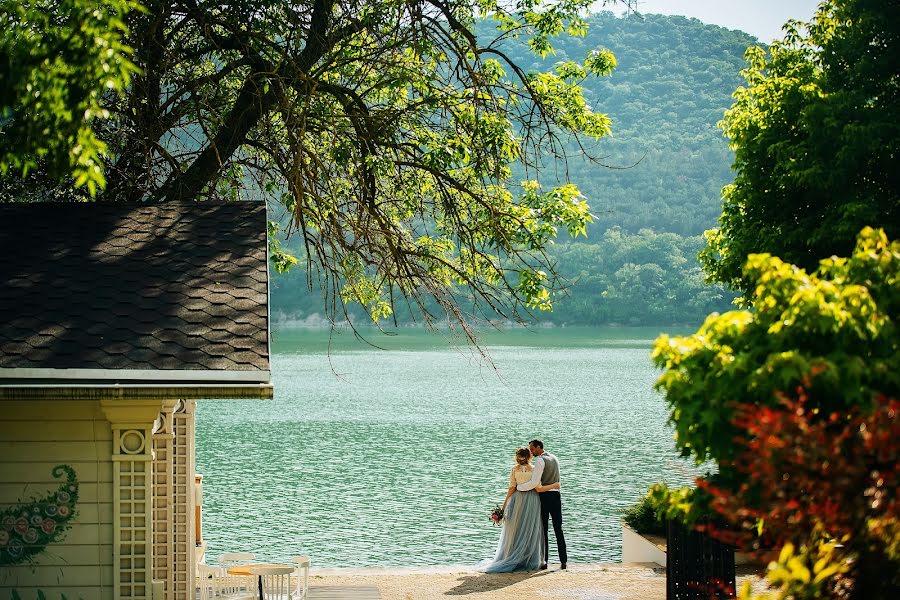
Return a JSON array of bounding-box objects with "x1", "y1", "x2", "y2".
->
[{"x1": 0, "y1": 202, "x2": 269, "y2": 377}]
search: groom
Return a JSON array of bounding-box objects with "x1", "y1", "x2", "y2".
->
[{"x1": 517, "y1": 438, "x2": 568, "y2": 570}]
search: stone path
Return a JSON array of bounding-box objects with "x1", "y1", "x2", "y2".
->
[
  {"x1": 307, "y1": 563, "x2": 767, "y2": 600},
  {"x1": 309, "y1": 586, "x2": 383, "y2": 599}
]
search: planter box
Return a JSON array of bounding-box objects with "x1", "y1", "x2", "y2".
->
[
  {"x1": 622, "y1": 525, "x2": 667, "y2": 565},
  {"x1": 621, "y1": 525, "x2": 756, "y2": 567}
]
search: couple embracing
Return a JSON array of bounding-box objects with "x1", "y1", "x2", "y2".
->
[{"x1": 483, "y1": 439, "x2": 568, "y2": 573}]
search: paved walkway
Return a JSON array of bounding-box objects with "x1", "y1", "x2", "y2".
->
[
  {"x1": 307, "y1": 563, "x2": 768, "y2": 600},
  {"x1": 309, "y1": 586, "x2": 382, "y2": 599}
]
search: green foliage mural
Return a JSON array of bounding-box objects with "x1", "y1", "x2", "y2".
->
[{"x1": 0, "y1": 465, "x2": 79, "y2": 567}]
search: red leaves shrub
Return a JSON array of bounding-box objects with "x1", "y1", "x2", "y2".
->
[{"x1": 701, "y1": 390, "x2": 900, "y2": 598}]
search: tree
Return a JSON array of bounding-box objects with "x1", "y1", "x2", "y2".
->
[
  {"x1": 0, "y1": 0, "x2": 138, "y2": 195},
  {"x1": 264, "y1": 11, "x2": 757, "y2": 328},
  {"x1": 701, "y1": 0, "x2": 900, "y2": 296},
  {"x1": 651, "y1": 228, "x2": 900, "y2": 598},
  {"x1": 0, "y1": 0, "x2": 631, "y2": 339}
]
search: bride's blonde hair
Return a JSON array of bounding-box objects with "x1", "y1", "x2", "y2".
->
[{"x1": 515, "y1": 447, "x2": 532, "y2": 465}]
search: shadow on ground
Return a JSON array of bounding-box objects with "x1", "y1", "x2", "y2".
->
[{"x1": 445, "y1": 571, "x2": 551, "y2": 595}]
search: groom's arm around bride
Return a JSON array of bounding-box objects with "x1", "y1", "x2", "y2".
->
[
  {"x1": 516, "y1": 452, "x2": 544, "y2": 492},
  {"x1": 515, "y1": 446, "x2": 560, "y2": 494}
]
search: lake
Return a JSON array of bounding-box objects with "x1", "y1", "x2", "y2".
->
[{"x1": 194, "y1": 326, "x2": 701, "y2": 568}]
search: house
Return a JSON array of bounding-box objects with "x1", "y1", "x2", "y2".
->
[{"x1": 0, "y1": 202, "x2": 272, "y2": 599}]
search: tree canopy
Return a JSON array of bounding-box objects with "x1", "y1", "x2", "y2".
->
[
  {"x1": 655, "y1": 227, "x2": 899, "y2": 465},
  {"x1": 0, "y1": 0, "x2": 637, "y2": 338},
  {"x1": 645, "y1": 3, "x2": 900, "y2": 595},
  {"x1": 701, "y1": 0, "x2": 900, "y2": 295},
  {"x1": 270, "y1": 11, "x2": 755, "y2": 326},
  {"x1": 3, "y1": 4, "x2": 762, "y2": 330},
  {"x1": 0, "y1": 0, "x2": 138, "y2": 194}
]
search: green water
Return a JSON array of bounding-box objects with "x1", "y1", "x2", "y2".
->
[{"x1": 195, "y1": 326, "x2": 700, "y2": 568}]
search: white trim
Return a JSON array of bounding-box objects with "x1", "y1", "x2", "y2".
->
[
  {"x1": 0, "y1": 383, "x2": 274, "y2": 389},
  {"x1": 0, "y1": 383, "x2": 274, "y2": 401},
  {"x1": 0, "y1": 367, "x2": 271, "y2": 383},
  {"x1": 264, "y1": 201, "x2": 273, "y2": 382}
]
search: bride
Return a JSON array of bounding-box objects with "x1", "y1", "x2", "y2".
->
[{"x1": 483, "y1": 447, "x2": 560, "y2": 572}]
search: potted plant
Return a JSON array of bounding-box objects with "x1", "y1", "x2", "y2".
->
[
  {"x1": 621, "y1": 492, "x2": 667, "y2": 565},
  {"x1": 622, "y1": 486, "x2": 757, "y2": 569}
]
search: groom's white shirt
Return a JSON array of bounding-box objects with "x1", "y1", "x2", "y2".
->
[{"x1": 516, "y1": 455, "x2": 559, "y2": 492}]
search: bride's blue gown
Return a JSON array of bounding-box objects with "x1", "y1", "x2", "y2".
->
[{"x1": 482, "y1": 469, "x2": 543, "y2": 572}]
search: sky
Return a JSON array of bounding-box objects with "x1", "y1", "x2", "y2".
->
[{"x1": 606, "y1": 0, "x2": 821, "y2": 43}]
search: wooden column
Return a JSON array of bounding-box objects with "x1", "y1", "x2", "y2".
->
[
  {"x1": 172, "y1": 399, "x2": 197, "y2": 600},
  {"x1": 152, "y1": 404, "x2": 177, "y2": 600},
  {"x1": 101, "y1": 399, "x2": 175, "y2": 600}
]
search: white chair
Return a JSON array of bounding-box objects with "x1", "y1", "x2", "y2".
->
[
  {"x1": 196, "y1": 564, "x2": 218, "y2": 600},
  {"x1": 219, "y1": 552, "x2": 257, "y2": 563},
  {"x1": 219, "y1": 552, "x2": 257, "y2": 593},
  {"x1": 249, "y1": 565, "x2": 294, "y2": 600},
  {"x1": 291, "y1": 555, "x2": 310, "y2": 599},
  {"x1": 197, "y1": 563, "x2": 255, "y2": 600}
]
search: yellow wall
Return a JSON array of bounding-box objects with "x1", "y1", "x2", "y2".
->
[{"x1": 0, "y1": 400, "x2": 115, "y2": 600}]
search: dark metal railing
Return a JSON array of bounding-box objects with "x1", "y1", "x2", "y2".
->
[{"x1": 666, "y1": 520, "x2": 736, "y2": 599}]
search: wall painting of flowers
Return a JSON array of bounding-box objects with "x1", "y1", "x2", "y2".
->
[{"x1": 0, "y1": 465, "x2": 79, "y2": 566}]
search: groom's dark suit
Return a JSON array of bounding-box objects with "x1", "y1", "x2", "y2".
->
[{"x1": 517, "y1": 452, "x2": 568, "y2": 567}]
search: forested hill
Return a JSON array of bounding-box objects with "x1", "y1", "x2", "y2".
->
[
  {"x1": 270, "y1": 13, "x2": 759, "y2": 326},
  {"x1": 504, "y1": 11, "x2": 757, "y2": 237}
]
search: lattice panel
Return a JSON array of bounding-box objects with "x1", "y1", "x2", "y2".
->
[
  {"x1": 114, "y1": 428, "x2": 153, "y2": 599},
  {"x1": 172, "y1": 400, "x2": 196, "y2": 600},
  {"x1": 152, "y1": 410, "x2": 176, "y2": 600}
]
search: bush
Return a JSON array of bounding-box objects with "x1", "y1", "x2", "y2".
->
[
  {"x1": 654, "y1": 227, "x2": 899, "y2": 465},
  {"x1": 652, "y1": 228, "x2": 900, "y2": 599},
  {"x1": 621, "y1": 492, "x2": 666, "y2": 536}
]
